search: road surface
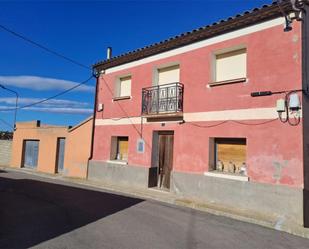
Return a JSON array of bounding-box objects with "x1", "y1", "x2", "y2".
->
[{"x1": 0, "y1": 170, "x2": 308, "y2": 249}]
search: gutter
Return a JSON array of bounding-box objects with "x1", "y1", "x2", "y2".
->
[{"x1": 302, "y1": 2, "x2": 309, "y2": 228}]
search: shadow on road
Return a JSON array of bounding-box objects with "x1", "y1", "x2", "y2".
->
[{"x1": 0, "y1": 176, "x2": 143, "y2": 248}]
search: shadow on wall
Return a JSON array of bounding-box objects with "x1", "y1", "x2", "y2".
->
[
  {"x1": 304, "y1": 189, "x2": 309, "y2": 227},
  {"x1": 0, "y1": 176, "x2": 143, "y2": 248}
]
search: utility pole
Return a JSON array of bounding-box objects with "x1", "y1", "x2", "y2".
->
[{"x1": 0, "y1": 84, "x2": 19, "y2": 130}]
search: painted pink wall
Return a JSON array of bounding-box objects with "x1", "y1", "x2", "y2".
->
[{"x1": 93, "y1": 22, "x2": 304, "y2": 187}]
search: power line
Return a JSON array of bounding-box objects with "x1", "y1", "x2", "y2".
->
[
  {"x1": 0, "y1": 75, "x2": 94, "y2": 112},
  {"x1": 0, "y1": 118, "x2": 14, "y2": 129},
  {"x1": 100, "y1": 76, "x2": 144, "y2": 138},
  {"x1": 0, "y1": 23, "x2": 91, "y2": 70}
]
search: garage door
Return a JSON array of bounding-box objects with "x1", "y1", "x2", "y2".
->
[{"x1": 23, "y1": 140, "x2": 39, "y2": 169}]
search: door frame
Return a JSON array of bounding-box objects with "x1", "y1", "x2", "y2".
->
[
  {"x1": 149, "y1": 130, "x2": 174, "y2": 189},
  {"x1": 55, "y1": 137, "x2": 66, "y2": 173},
  {"x1": 21, "y1": 139, "x2": 40, "y2": 169}
]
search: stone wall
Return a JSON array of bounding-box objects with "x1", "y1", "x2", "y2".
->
[{"x1": 0, "y1": 140, "x2": 12, "y2": 166}]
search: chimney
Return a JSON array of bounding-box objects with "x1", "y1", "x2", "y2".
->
[{"x1": 107, "y1": 47, "x2": 112, "y2": 60}]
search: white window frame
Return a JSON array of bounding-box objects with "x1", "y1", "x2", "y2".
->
[
  {"x1": 211, "y1": 45, "x2": 247, "y2": 85},
  {"x1": 114, "y1": 74, "x2": 132, "y2": 99}
]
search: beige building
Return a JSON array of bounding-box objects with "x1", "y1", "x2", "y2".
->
[{"x1": 10, "y1": 117, "x2": 93, "y2": 178}]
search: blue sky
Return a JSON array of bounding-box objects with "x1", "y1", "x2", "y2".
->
[{"x1": 0, "y1": 0, "x2": 272, "y2": 131}]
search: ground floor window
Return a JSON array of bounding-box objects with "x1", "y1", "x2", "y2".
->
[
  {"x1": 110, "y1": 136, "x2": 129, "y2": 161},
  {"x1": 210, "y1": 138, "x2": 247, "y2": 176}
]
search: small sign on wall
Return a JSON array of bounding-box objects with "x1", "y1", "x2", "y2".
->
[{"x1": 137, "y1": 138, "x2": 145, "y2": 153}]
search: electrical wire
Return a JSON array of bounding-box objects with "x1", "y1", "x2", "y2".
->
[
  {"x1": 0, "y1": 118, "x2": 14, "y2": 129},
  {"x1": 186, "y1": 118, "x2": 279, "y2": 128},
  {"x1": 0, "y1": 75, "x2": 94, "y2": 112},
  {"x1": 0, "y1": 23, "x2": 91, "y2": 71},
  {"x1": 278, "y1": 90, "x2": 301, "y2": 126},
  {"x1": 99, "y1": 76, "x2": 143, "y2": 138}
]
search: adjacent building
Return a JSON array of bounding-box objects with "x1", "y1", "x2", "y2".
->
[
  {"x1": 89, "y1": 1, "x2": 309, "y2": 232},
  {"x1": 0, "y1": 131, "x2": 12, "y2": 167},
  {"x1": 11, "y1": 117, "x2": 93, "y2": 178}
]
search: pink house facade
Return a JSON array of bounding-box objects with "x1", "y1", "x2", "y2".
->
[{"x1": 90, "y1": 2, "x2": 309, "y2": 233}]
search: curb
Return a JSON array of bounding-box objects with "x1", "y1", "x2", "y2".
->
[{"x1": 2, "y1": 166, "x2": 309, "y2": 239}]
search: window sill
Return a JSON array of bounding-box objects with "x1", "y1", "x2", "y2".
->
[
  {"x1": 106, "y1": 160, "x2": 128, "y2": 165},
  {"x1": 113, "y1": 96, "x2": 131, "y2": 101},
  {"x1": 208, "y1": 77, "x2": 247, "y2": 87},
  {"x1": 204, "y1": 171, "x2": 249, "y2": 182}
]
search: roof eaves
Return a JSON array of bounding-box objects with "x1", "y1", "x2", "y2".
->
[{"x1": 93, "y1": 1, "x2": 292, "y2": 71}]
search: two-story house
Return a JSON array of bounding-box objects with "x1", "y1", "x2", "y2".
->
[{"x1": 90, "y1": 1, "x2": 309, "y2": 233}]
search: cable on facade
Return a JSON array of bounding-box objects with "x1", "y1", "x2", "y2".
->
[
  {"x1": 277, "y1": 90, "x2": 301, "y2": 126},
  {"x1": 185, "y1": 118, "x2": 279, "y2": 128},
  {"x1": 0, "y1": 23, "x2": 91, "y2": 71},
  {"x1": 99, "y1": 76, "x2": 143, "y2": 138},
  {"x1": 0, "y1": 75, "x2": 94, "y2": 112}
]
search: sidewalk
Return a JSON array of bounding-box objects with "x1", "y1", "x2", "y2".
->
[{"x1": 2, "y1": 166, "x2": 309, "y2": 239}]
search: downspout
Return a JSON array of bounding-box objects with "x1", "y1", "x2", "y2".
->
[
  {"x1": 86, "y1": 68, "x2": 100, "y2": 179},
  {"x1": 301, "y1": 1, "x2": 309, "y2": 227}
]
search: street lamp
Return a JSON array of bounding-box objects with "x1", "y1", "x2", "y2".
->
[{"x1": 0, "y1": 84, "x2": 19, "y2": 130}]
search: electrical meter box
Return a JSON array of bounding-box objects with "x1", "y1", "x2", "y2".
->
[
  {"x1": 276, "y1": 99, "x2": 285, "y2": 112},
  {"x1": 98, "y1": 103, "x2": 104, "y2": 112},
  {"x1": 289, "y1": 93, "x2": 301, "y2": 111}
]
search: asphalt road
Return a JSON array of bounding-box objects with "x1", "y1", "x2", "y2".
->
[{"x1": 1, "y1": 170, "x2": 309, "y2": 249}]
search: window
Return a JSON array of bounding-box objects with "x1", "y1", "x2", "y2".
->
[
  {"x1": 156, "y1": 64, "x2": 180, "y2": 85},
  {"x1": 110, "y1": 136, "x2": 129, "y2": 161},
  {"x1": 116, "y1": 76, "x2": 131, "y2": 98},
  {"x1": 214, "y1": 48, "x2": 247, "y2": 82},
  {"x1": 210, "y1": 138, "x2": 247, "y2": 176}
]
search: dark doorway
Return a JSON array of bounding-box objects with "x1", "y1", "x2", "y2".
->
[
  {"x1": 56, "y1": 138, "x2": 66, "y2": 173},
  {"x1": 149, "y1": 131, "x2": 174, "y2": 190},
  {"x1": 22, "y1": 140, "x2": 39, "y2": 169}
]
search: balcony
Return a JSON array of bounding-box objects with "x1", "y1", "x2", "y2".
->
[{"x1": 142, "y1": 82, "x2": 184, "y2": 118}]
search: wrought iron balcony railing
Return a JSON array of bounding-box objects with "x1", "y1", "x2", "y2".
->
[{"x1": 142, "y1": 82, "x2": 184, "y2": 116}]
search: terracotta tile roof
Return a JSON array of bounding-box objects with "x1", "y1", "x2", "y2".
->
[{"x1": 93, "y1": 1, "x2": 293, "y2": 71}]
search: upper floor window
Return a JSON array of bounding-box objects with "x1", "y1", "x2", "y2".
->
[
  {"x1": 156, "y1": 64, "x2": 180, "y2": 85},
  {"x1": 115, "y1": 75, "x2": 131, "y2": 98},
  {"x1": 214, "y1": 48, "x2": 247, "y2": 82}
]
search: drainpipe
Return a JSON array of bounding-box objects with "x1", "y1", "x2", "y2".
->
[
  {"x1": 301, "y1": 2, "x2": 309, "y2": 227},
  {"x1": 87, "y1": 68, "x2": 100, "y2": 179}
]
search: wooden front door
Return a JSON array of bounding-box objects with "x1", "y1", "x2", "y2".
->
[{"x1": 158, "y1": 132, "x2": 174, "y2": 189}]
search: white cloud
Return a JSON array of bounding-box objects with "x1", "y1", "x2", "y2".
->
[
  {"x1": 0, "y1": 105, "x2": 93, "y2": 115},
  {"x1": 0, "y1": 97, "x2": 90, "y2": 108},
  {"x1": 0, "y1": 75, "x2": 94, "y2": 92},
  {"x1": 24, "y1": 107, "x2": 93, "y2": 115},
  {"x1": 0, "y1": 97, "x2": 93, "y2": 115}
]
